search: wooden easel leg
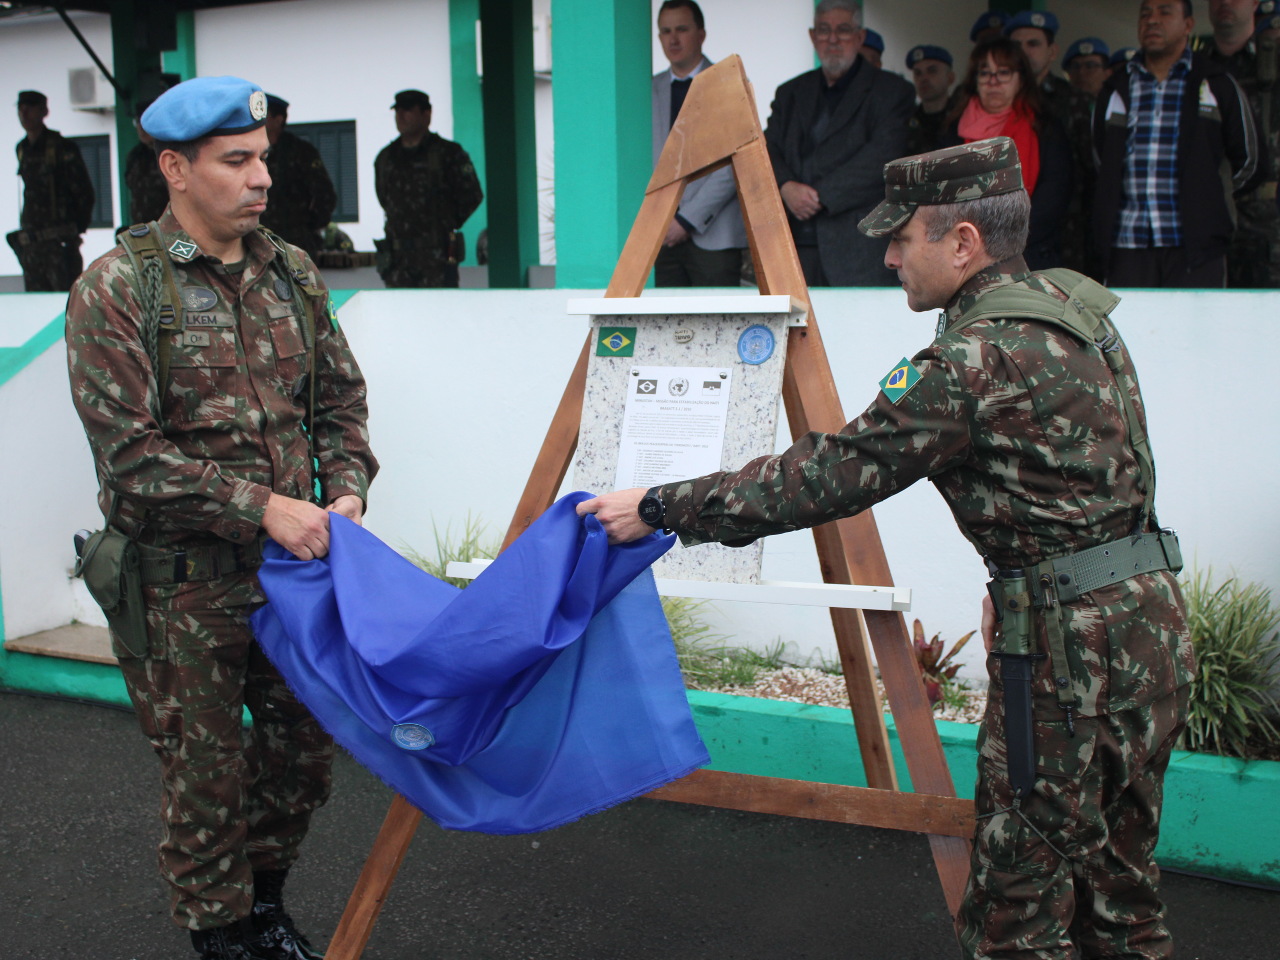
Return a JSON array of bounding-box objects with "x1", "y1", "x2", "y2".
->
[
  {"x1": 731, "y1": 135, "x2": 970, "y2": 914},
  {"x1": 325, "y1": 796, "x2": 424, "y2": 960}
]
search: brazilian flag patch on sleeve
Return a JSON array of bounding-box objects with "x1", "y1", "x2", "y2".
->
[
  {"x1": 879, "y1": 357, "x2": 922, "y2": 404},
  {"x1": 327, "y1": 297, "x2": 339, "y2": 332}
]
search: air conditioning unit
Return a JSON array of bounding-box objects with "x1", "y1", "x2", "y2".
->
[{"x1": 68, "y1": 67, "x2": 114, "y2": 112}]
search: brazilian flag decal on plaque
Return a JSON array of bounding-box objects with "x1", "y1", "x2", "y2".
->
[
  {"x1": 596, "y1": 327, "x2": 636, "y2": 357},
  {"x1": 879, "y1": 357, "x2": 921, "y2": 404}
]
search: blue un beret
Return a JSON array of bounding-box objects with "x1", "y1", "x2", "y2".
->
[
  {"x1": 1005, "y1": 10, "x2": 1060, "y2": 40},
  {"x1": 863, "y1": 29, "x2": 884, "y2": 53},
  {"x1": 1063, "y1": 37, "x2": 1110, "y2": 67},
  {"x1": 141, "y1": 76, "x2": 268, "y2": 142},
  {"x1": 970, "y1": 11, "x2": 1009, "y2": 42},
  {"x1": 1258, "y1": 13, "x2": 1280, "y2": 32},
  {"x1": 1110, "y1": 47, "x2": 1138, "y2": 68},
  {"x1": 906, "y1": 45, "x2": 953, "y2": 69}
]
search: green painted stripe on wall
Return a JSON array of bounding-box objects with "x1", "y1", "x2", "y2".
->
[{"x1": 0, "y1": 312, "x2": 64, "y2": 389}]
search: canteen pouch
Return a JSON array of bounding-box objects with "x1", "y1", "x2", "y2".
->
[{"x1": 74, "y1": 528, "x2": 149, "y2": 659}]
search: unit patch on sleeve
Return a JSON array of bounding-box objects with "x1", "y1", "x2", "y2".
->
[{"x1": 879, "y1": 357, "x2": 922, "y2": 404}]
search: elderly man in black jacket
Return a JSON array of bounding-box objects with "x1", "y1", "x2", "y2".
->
[{"x1": 764, "y1": 0, "x2": 914, "y2": 286}]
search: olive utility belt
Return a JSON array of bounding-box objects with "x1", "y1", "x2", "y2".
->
[
  {"x1": 991, "y1": 530, "x2": 1182, "y2": 606},
  {"x1": 135, "y1": 537, "x2": 266, "y2": 585}
]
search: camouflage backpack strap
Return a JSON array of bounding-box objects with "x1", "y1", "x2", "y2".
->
[
  {"x1": 258, "y1": 227, "x2": 322, "y2": 488},
  {"x1": 118, "y1": 222, "x2": 183, "y2": 421}
]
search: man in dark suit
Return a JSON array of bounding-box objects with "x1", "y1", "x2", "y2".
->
[
  {"x1": 651, "y1": 0, "x2": 746, "y2": 286},
  {"x1": 764, "y1": 0, "x2": 914, "y2": 285}
]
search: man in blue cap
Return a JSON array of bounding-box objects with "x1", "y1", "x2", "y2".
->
[
  {"x1": 862, "y1": 28, "x2": 885, "y2": 68},
  {"x1": 970, "y1": 10, "x2": 1010, "y2": 46},
  {"x1": 63, "y1": 75, "x2": 378, "y2": 960},
  {"x1": 905, "y1": 44, "x2": 956, "y2": 154},
  {"x1": 1063, "y1": 37, "x2": 1111, "y2": 98},
  {"x1": 1007, "y1": 10, "x2": 1098, "y2": 276}
]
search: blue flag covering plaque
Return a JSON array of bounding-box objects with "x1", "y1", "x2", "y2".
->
[{"x1": 251, "y1": 494, "x2": 709, "y2": 834}]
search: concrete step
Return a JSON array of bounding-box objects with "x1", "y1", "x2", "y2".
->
[{"x1": 3, "y1": 623, "x2": 115, "y2": 665}]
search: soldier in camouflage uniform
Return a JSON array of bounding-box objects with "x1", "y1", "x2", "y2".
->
[
  {"x1": 10, "y1": 89, "x2": 95, "y2": 291},
  {"x1": 65, "y1": 77, "x2": 377, "y2": 960},
  {"x1": 1005, "y1": 12, "x2": 1099, "y2": 277},
  {"x1": 905, "y1": 45, "x2": 958, "y2": 157},
  {"x1": 259, "y1": 95, "x2": 337, "y2": 258},
  {"x1": 579, "y1": 138, "x2": 1193, "y2": 959},
  {"x1": 1192, "y1": 0, "x2": 1280, "y2": 287},
  {"x1": 374, "y1": 88, "x2": 483, "y2": 288},
  {"x1": 124, "y1": 100, "x2": 170, "y2": 226}
]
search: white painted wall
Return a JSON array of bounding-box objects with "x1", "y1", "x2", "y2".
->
[{"x1": 6, "y1": 287, "x2": 1278, "y2": 684}]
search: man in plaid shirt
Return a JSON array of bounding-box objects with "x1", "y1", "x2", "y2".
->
[{"x1": 1093, "y1": 0, "x2": 1264, "y2": 286}]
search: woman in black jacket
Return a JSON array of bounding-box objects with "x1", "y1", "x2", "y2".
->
[{"x1": 940, "y1": 38, "x2": 1073, "y2": 270}]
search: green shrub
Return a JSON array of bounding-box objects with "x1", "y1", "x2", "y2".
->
[
  {"x1": 663, "y1": 596, "x2": 784, "y2": 688},
  {"x1": 400, "y1": 516, "x2": 499, "y2": 589},
  {"x1": 1182, "y1": 570, "x2": 1280, "y2": 758}
]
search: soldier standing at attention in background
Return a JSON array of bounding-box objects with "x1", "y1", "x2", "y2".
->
[
  {"x1": 374, "y1": 88, "x2": 483, "y2": 288},
  {"x1": 65, "y1": 76, "x2": 378, "y2": 960},
  {"x1": 1006, "y1": 11, "x2": 1097, "y2": 276},
  {"x1": 579, "y1": 137, "x2": 1193, "y2": 960},
  {"x1": 124, "y1": 97, "x2": 171, "y2": 226},
  {"x1": 10, "y1": 89, "x2": 94, "y2": 291},
  {"x1": 1192, "y1": 0, "x2": 1280, "y2": 287},
  {"x1": 905, "y1": 45, "x2": 956, "y2": 156},
  {"x1": 259, "y1": 94, "x2": 337, "y2": 258}
]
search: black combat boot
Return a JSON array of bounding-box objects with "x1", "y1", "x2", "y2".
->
[
  {"x1": 190, "y1": 920, "x2": 273, "y2": 960},
  {"x1": 250, "y1": 869, "x2": 325, "y2": 960}
]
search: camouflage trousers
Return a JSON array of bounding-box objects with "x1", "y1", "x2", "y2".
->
[
  {"x1": 18, "y1": 239, "x2": 83, "y2": 292},
  {"x1": 114, "y1": 571, "x2": 334, "y2": 931},
  {"x1": 955, "y1": 685, "x2": 1188, "y2": 959}
]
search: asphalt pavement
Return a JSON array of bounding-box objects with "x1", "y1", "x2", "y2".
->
[{"x1": 2, "y1": 690, "x2": 1276, "y2": 960}]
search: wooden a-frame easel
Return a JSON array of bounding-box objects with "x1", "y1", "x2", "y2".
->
[{"x1": 324, "y1": 56, "x2": 974, "y2": 960}]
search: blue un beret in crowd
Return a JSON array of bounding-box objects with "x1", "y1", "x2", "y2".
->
[
  {"x1": 141, "y1": 76, "x2": 268, "y2": 142},
  {"x1": 906, "y1": 45, "x2": 953, "y2": 69},
  {"x1": 1005, "y1": 10, "x2": 1059, "y2": 40},
  {"x1": 970, "y1": 11, "x2": 1009, "y2": 42},
  {"x1": 1258, "y1": 13, "x2": 1280, "y2": 32},
  {"x1": 863, "y1": 29, "x2": 884, "y2": 53},
  {"x1": 1063, "y1": 37, "x2": 1110, "y2": 67},
  {"x1": 1110, "y1": 47, "x2": 1138, "y2": 68}
]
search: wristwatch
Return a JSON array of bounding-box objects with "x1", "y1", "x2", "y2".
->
[{"x1": 637, "y1": 486, "x2": 666, "y2": 530}]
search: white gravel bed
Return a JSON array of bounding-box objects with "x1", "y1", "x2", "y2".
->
[{"x1": 701, "y1": 666, "x2": 987, "y2": 724}]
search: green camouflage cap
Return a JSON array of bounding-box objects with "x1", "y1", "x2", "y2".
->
[{"x1": 858, "y1": 137, "x2": 1024, "y2": 237}]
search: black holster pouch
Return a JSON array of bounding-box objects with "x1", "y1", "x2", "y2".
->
[{"x1": 74, "y1": 527, "x2": 148, "y2": 658}]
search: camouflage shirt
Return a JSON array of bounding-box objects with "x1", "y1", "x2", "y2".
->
[
  {"x1": 260, "y1": 130, "x2": 338, "y2": 256},
  {"x1": 65, "y1": 209, "x2": 378, "y2": 549},
  {"x1": 374, "y1": 131, "x2": 483, "y2": 245},
  {"x1": 659, "y1": 257, "x2": 1194, "y2": 718},
  {"x1": 15, "y1": 128, "x2": 95, "y2": 233},
  {"x1": 123, "y1": 141, "x2": 169, "y2": 226}
]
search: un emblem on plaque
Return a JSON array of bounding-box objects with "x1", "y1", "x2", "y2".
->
[{"x1": 737, "y1": 324, "x2": 775, "y2": 365}]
